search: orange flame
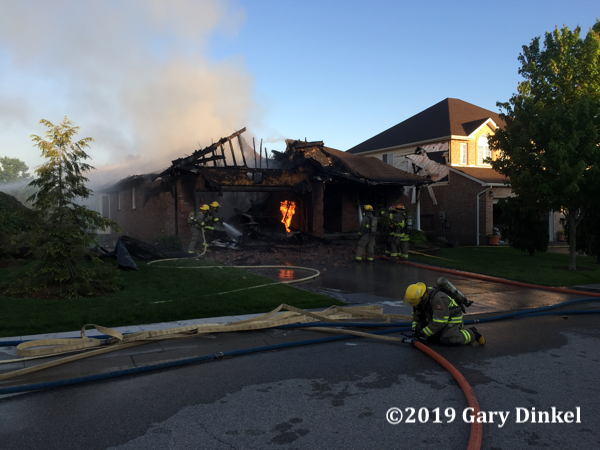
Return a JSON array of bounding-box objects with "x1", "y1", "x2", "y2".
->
[{"x1": 280, "y1": 200, "x2": 296, "y2": 232}]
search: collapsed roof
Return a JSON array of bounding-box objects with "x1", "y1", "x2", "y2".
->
[{"x1": 273, "y1": 140, "x2": 432, "y2": 186}]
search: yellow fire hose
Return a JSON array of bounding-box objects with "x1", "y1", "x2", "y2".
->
[{"x1": 0, "y1": 303, "x2": 412, "y2": 381}]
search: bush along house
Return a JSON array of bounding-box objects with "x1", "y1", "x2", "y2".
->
[
  {"x1": 347, "y1": 98, "x2": 519, "y2": 245},
  {"x1": 97, "y1": 128, "x2": 432, "y2": 250}
]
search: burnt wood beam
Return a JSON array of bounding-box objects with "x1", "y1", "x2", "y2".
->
[
  {"x1": 228, "y1": 139, "x2": 238, "y2": 166},
  {"x1": 170, "y1": 127, "x2": 247, "y2": 168},
  {"x1": 192, "y1": 155, "x2": 225, "y2": 166},
  {"x1": 220, "y1": 144, "x2": 227, "y2": 166},
  {"x1": 237, "y1": 134, "x2": 247, "y2": 167}
]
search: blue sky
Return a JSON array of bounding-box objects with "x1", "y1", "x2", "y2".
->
[{"x1": 0, "y1": 0, "x2": 598, "y2": 185}]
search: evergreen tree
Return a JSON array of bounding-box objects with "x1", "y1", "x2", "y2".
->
[{"x1": 5, "y1": 117, "x2": 122, "y2": 298}]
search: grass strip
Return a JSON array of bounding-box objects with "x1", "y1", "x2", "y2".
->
[
  {"x1": 409, "y1": 246, "x2": 600, "y2": 287},
  {"x1": 0, "y1": 258, "x2": 343, "y2": 338}
]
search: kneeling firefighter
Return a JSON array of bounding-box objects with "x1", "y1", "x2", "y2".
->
[{"x1": 403, "y1": 280, "x2": 485, "y2": 346}]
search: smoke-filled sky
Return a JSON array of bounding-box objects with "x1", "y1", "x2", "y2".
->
[{"x1": 1, "y1": 0, "x2": 598, "y2": 187}]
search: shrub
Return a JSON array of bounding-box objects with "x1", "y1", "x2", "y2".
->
[{"x1": 409, "y1": 229, "x2": 427, "y2": 244}]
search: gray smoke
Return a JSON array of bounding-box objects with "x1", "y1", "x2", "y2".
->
[{"x1": 0, "y1": 0, "x2": 257, "y2": 189}]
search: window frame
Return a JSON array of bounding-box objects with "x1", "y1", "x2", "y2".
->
[
  {"x1": 477, "y1": 135, "x2": 491, "y2": 165},
  {"x1": 459, "y1": 143, "x2": 467, "y2": 165},
  {"x1": 382, "y1": 152, "x2": 394, "y2": 166}
]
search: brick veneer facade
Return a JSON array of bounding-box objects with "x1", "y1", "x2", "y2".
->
[{"x1": 419, "y1": 172, "x2": 512, "y2": 245}]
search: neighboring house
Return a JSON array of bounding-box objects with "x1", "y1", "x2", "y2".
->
[{"x1": 347, "y1": 98, "x2": 514, "y2": 245}]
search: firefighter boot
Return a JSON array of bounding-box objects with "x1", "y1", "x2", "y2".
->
[{"x1": 469, "y1": 327, "x2": 486, "y2": 346}]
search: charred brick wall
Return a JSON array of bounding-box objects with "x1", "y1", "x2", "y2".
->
[{"x1": 312, "y1": 181, "x2": 324, "y2": 237}]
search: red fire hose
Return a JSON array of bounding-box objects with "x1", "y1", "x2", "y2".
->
[{"x1": 414, "y1": 341, "x2": 482, "y2": 450}]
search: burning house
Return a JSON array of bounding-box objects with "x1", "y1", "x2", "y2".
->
[{"x1": 97, "y1": 128, "x2": 431, "y2": 249}]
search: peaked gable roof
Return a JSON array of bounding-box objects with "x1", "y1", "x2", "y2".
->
[{"x1": 347, "y1": 98, "x2": 505, "y2": 154}]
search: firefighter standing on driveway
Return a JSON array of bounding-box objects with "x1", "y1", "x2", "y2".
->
[
  {"x1": 404, "y1": 282, "x2": 485, "y2": 346},
  {"x1": 355, "y1": 205, "x2": 378, "y2": 262},
  {"x1": 204, "y1": 201, "x2": 221, "y2": 248},
  {"x1": 386, "y1": 205, "x2": 406, "y2": 263},
  {"x1": 188, "y1": 205, "x2": 209, "y2": 254},
  {"x1": 396, "y1": 204, "x2": 410, "y2": 260}
]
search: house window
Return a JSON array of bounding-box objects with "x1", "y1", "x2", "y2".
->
[
  {"x1": 460, "y1": 143, "x2": 467, "y2": 165},
  {"x1": 132, "y1": 187, "x2": 136, "y2": 209},
  {"x1": 382, "y1": 153, "x2": 394, "y2": 166},
  {"x1": 477, "y1": 135, "x2": 491, "y2": 165}
]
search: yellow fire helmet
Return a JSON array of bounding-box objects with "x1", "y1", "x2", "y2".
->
[
  {"x1": 364, "y1": 205, "x2": 373, "y2": 211},
  {"x1": 210, "y1": 201, "x2": 220, "y2": 209},
  {"x1": 200, "y1": 204, "x2": 210, "y2": 211},
  {"x1": 404, "y1": 282, "x2": 426, "y2": 307}
]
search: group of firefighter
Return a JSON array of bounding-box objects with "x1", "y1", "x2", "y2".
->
[
  {"x1": 187, "y1": 201, "x2": 221, "y2": 254},
  {"x1": 355, "y1": 203, "x2": 410, "y2": 263}
]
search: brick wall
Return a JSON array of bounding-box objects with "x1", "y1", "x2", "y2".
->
[
  {"x1": 419, "y1": 172, "x2": 497, "y2": 246},
  {"x1": 449, "y1": 122, "x2": 498, "y2": 166},
  {"x1": 108, "y1": 179, "x2": 185, "y2": 248},
  {"x1": 312, "y1": 182, "x2": 324, "y2": 237}
]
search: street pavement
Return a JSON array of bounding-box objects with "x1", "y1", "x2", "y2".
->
[{"x1": 1, "y1": 257, "x2": 599, "y2": 449}]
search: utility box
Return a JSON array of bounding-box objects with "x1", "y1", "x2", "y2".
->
[{"x1": 439, "y1": 211, "x2": 446, "y2": 220}]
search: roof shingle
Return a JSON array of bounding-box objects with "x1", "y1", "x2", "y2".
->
[{"x1": 347, "y1": 98, "x2": 505, "y2": 154}]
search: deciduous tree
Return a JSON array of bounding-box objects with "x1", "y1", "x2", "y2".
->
[
  {"x1": 489, "y1": 21, "x2": 600, "y2": 270},
  {"x1": 0, "y1": 156, "x2": 30, "y2": 184}
]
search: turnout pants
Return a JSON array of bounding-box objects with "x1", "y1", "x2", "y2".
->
[
  {"x1": 436, "y1": 324, "x2": 475, "y2": 346},
  {"x1": 188, "y1": 227, "x2": 205, "y2": 253},
  {"x1": 356, "y1": 234, "x2": 376, "y2": 261}
]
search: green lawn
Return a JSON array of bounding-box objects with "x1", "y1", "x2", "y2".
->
[
  {"x1": 410, "y1": 246, "x2": 600, "y2": 287},
  {"x1": 0, "y1": 258, "x2": 343, "y2": 338}
]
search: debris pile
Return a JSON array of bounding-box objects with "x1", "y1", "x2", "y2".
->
[{"x1": 206, "y1": 241, "x2": 358, "y2": 271}]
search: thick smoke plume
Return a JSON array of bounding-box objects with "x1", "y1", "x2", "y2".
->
[{"x1": 0, "y1": 0, "x2": 257, "y2": 188}]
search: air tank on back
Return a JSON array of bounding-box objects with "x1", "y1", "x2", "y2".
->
[{"x1": 436, "y1": 277, "x2": 472, "y2": 307}]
